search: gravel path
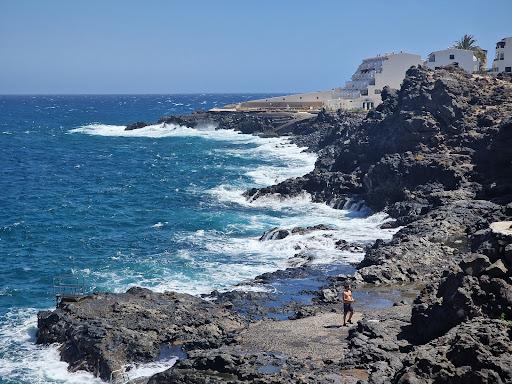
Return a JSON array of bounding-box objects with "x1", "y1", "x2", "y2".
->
[{"x1": 239, "y1": 312, "x2": 363, "y2": 361}]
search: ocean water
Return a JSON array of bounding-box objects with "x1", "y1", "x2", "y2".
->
[{"x1": 0, "y1": 95, "x2": 396, "y2": 383}]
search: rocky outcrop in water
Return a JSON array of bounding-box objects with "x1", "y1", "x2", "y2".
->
[
  {"x1": 36, "y1": 287, "x2": 244, "y2": 381},
  {"x1": 259, "y1": 224, "x2": 333, "y2": 241}
]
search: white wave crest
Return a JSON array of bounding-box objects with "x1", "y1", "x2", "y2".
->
[
  {"x1": 70, "y1": 122, "x2": 269, "y2": 143},
  {"x1": 0, "y1": 308, "x2": 103, "y2": 384},
  {"x1": 69, "y1": 122, "x2": 316, "y2": 186}
]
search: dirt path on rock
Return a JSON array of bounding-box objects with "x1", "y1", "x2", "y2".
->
[{"x1": 238, "y1": 312, "x2": 363, "y2": 361}]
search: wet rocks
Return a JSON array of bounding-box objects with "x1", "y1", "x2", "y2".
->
[
  {"x1": 147, "y1": 348, "x2": 307, "y2": 384},
  {"x1": 125, "y1": 121, "x2": 149, "y2": 130},
  {"x1": 148, "y1": 345, "x2": 367, "y2": 384},
  {"x1": 259, "y1": 227, "x2": 290, "y2": 241},
  {"x1": 157, "y1": 115, "x2": 197, "y2": 128},
  {"x1": 246, "y1": 66, "x2": 512, "y2": 287},
  {"x1": 259, "y1": 224, "x2": 333, "y2": 241},
  {"x1": 335, "y1": 239, "x2": 364, "y2": 253},
  {"x1": 36, "y1": 287, "x2": 245, "y2": 381},
  {"x1": 154, "y1": 111, "x2": 314, "y2": 138}
]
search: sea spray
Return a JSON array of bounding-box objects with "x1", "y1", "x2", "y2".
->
[{"x1": 1, "y1": 95, "x2": 398, "y2": 384}]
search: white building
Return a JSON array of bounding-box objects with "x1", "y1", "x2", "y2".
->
[
  {"x1": 425, "y1": 48, "x2": 481, "y2": 73},
  {"x1": 492, "y1": 37, "x2": 512, "y2": 74},
  {"x1": 326, "y1": 52, "x2": 422, "y2": 111},
  {"x1": 234, "y1": 52, "x2": 422, "y2": 112}
]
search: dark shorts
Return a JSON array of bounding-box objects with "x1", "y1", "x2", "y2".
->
[{"x1": 343, "y1": 303, "x2": 354, "y2": 313}]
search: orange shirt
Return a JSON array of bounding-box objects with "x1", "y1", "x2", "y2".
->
[{"x1": 343, "y1": 290, "x2": 353, "y2": 303}]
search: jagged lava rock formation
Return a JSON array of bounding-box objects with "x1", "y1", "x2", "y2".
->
[
  {"x1": 249, "y1": 67, "x2": 512, "y2": 285},
  {"x1": 37, "y1": 287, "x2": 244, "y2": 381}
]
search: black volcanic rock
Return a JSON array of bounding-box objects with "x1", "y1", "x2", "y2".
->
[
  {"x1": 355, "y1": 199, "x2": 503, "y2": 284},
  {"x1": 259, "y1": 224, "x2": 333, "y2": 241},
  {"x1": 147, "y1": 348, "x2": 308, "y2": 384},
  {"x1": 157, "y1": 115, "x2": 196, "y2": 127},
  {"x1": 36, "y1": 287, "x2": 245, "y2": 381},
  {"x1": 394, "y1": 318, "x2": 512, "y2": 384},
  {"x1": 259, "y1": 227, "x2": 290, "y2": 241},
  {"x1": 410, "y1": 221, "x2": 512, "y2": 343},
  {"x1": 125, "y1": 121, "x2": 148, "y2": 130}
]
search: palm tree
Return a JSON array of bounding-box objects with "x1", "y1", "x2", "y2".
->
[
  {"x1": 454, "y1": 34, "x2": 477, "y2": 50},
  {"x1": 453, "y1": 34, "x2": 487, "y2": 71}
]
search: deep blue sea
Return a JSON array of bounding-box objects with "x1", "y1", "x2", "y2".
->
[{"x1": 0, "y1": 95, "x2": 395, "y2": 383}]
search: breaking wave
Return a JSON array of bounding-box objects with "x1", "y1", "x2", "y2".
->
[{"x1": 2, "y1": 113, "x2": 398, "y2": 384}]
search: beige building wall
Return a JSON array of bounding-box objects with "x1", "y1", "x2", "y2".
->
[
  {"x1": 238, "y1": 90, "x2": 338, "y2": 110},
  {"x1": 233, "y1": 52, "x2": 422, "y2": 112}
]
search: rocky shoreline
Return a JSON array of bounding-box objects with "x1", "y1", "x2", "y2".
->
[{"x1": 37, "y1": 67, "x2": 512, "y2": 383}]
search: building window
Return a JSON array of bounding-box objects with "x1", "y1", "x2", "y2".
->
[
  {"x1": 506, "y1": 67, "x2": 512, "y2": 73},
  {"x1": 374, "y1": 89, "x2": 381, "y2": 94},
  {"x1": 429, "y1": 54, "x2": 435, "y2": 62},
  {"x1": 500, "y1": 53, "x2": 505, "y2": 60},
  {"x1": 449, "y1": 54, "x2": 455, "y2": 60}
]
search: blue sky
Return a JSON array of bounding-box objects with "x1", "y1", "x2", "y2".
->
[{"x1": 1, "y1": 0, "x2": 510, "y2": 94}]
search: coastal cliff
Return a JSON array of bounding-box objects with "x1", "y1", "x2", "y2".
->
[
  {"x1": 37, "y1": 67, "x2": 512, "y2": 383},
  {"x1": 248, "y1": 67, "x2": 512, "y2": 285}
]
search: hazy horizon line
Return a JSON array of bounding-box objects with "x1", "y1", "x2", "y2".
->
[{"x1": 0, "y1": 92, "x2": 290, "y2": 96}]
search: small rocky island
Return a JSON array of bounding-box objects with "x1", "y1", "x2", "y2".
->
[{"x1": 38, "y1": 66, "x2": 512, "y2": 383}]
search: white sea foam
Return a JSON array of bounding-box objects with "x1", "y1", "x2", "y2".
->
[
  {"x1": 70, "y1": 120, "x2": 397, "y2": 296},
  {"x1": 197, "y1": 189, "x2": 398, "y2": 286},
  {"x1": 70, "y1": 122, "x2": 256, "y2": 142},
  {"x1": 69, "y1": 123, "x2": 317, "y2": 186},
  {"x1": 102, "y1": 196, "x2": 396, "y2": 296},
  {"x1": 125, "y1": 362, "x2": 177, "y2": 381},
  {"x1": 0, "y1": 308, "x2": 103, "y2": 384},
  {"x1": 23, "y1": 118, "x2": 403, "y2": 384}
]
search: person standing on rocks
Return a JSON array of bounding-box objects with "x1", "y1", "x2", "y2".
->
[{"x1": 342, "y1": 284, "x2": 354, "y2": 326}]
